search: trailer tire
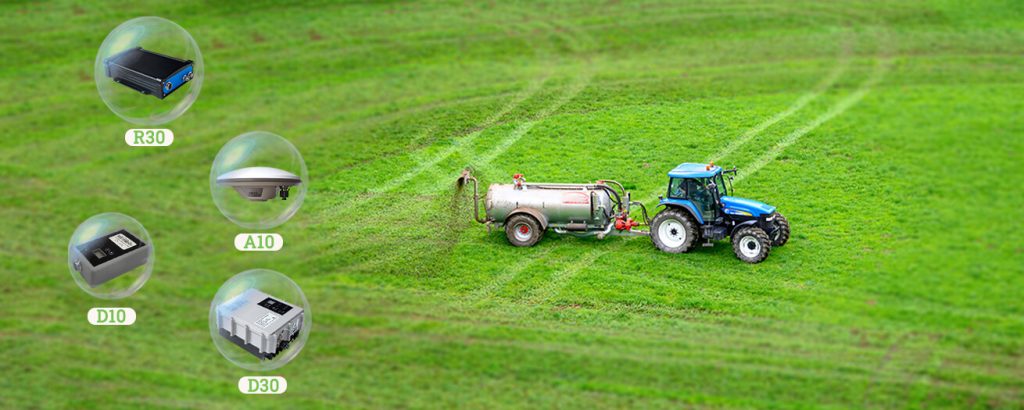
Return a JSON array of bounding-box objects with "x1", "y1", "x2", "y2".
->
[
  {"x1": 770, "y1": 212, "x2": 790, "y2": 247},
  {"x1": 650, "y1": 209, "x2": 697, "y2": 253},
  {"x1": 505, "y1": 214, "x2": 543, "y2": 247},
  {"x1": 732, "y1": 226, "x2": 771, "y2": 263}
]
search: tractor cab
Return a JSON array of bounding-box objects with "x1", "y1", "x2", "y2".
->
[
  {"x1": 651, "y1": 162, "x2": 791, "y2": 263},
  {"x1": 663, "y1": 163, "x2": 729, "y2": 223}
]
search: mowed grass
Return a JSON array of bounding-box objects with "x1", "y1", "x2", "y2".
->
[{"x1": 2, "y1": 1, "x2": 1023, "y2": 408}]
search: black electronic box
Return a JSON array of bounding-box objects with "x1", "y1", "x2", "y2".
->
[{"x1": 104, "y1": 47, "x2": 194, "y2": 99}]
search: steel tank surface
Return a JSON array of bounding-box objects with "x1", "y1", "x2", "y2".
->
[{"x1": 485, "y1": 183, "x2": 615, "y2": 228}]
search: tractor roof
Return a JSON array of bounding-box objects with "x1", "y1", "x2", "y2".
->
[{"x1": 668, "y1": 163, "x2": 721, "y2": 178}]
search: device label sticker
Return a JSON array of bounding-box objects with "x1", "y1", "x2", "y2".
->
[
  {"x1": 255, "y1": 313, "x2": 278, "y2": 328},
  {"x1": 562, "y1": 191, "x2": 590, "y2": 205},
  {"x1": 239, "y1": 376, "x2": 287, "y2": 394},
  {"x1": 234, "y1": 233, "x2": 283, "y2": 252},
  {"x1": 87, "y1": 307, "x2": 137, "y2": 326},
  {"x1": 109, "y1": 233, "x2": 137, "y2": 250},
  {"x1": 124, "y1": 129, "x2": 174, "y2": 146}
]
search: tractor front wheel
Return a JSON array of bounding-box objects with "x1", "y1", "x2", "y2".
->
[
  {"x1": 505, "y1": 214, "x2": 543, "y2": 247},
  {"x1": 732, "y1": 226, "x2": 771, "y2": 263},
  {"x1": 770, "y1": 212, "x2": 790, "y2": 247},
  {"x1": 650, "y1": 209, "x2": 697, "y2": 253}
]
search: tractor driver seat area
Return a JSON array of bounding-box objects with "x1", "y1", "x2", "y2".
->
[{"x1": 687, "y1": 179, "x2": 716, "y2": 222}]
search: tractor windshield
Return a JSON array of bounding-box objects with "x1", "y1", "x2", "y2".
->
[
  {"x1": 668, "y1": 178, "x2": 685, "y2": 199},
  {"x1": 715, "y1": 174, "x2": 728, "y2": 197}
]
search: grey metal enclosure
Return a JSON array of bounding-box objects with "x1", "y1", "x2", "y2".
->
[{"x1": 216, "y1": 289, "x2": 304, "y2": 360}]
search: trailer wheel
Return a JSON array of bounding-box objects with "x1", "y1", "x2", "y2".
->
[
  {"x1": 650, "y1": 209, "x2": 697, "y2": 253},
  {"x1": 732, "y1": 226, "x2": 771, "y2": 263},
  {"x1": 505, "y1": 214, "x2": 543, "y2": 247},
  {"x1": 770, "y1": 212, "x2": 790, "y2": 247}
]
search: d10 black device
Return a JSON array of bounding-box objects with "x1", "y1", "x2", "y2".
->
[
  {"x1": 72, "y1": 229, "x2": 149, "y2": 287},
  {"x1": 104, "y1": 47, "x2": 194, "y2": 99}
]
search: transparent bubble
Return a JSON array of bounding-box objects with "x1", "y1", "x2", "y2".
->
[
  {"x1": 95, "y1": 16, "x2": 203, "y2": 125},
  {"x1": 210, "y1": 131, "x2": 308, "y2": 229},
  {"x1": 209, "y1": 269, "x2": 312, "y2": 371},
  {"x1": 68, "y1": 213, "x2": 154, "y2": 299}
]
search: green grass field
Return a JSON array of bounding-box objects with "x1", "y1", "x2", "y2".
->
[{"x1": 2, "y1": 1, "x2": 1023, "y2": 408}]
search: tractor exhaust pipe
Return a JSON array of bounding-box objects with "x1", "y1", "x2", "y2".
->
[{"x1": 457, "y1": 168, "x2": 488, "y2": 225}]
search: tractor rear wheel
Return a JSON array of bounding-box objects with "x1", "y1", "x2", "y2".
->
[
  {"x1": 770, "y1": 212, "x2": 790, "y2": 247},
  {"x1": 505, "y1": 214, "x2": 543, "y2": 247},
  {"x1": 732, "y1": 226, "x2": 771, "y2": 263},
  {"x1": 650, "y1": 208, "x2": 697, "y2": 253}
]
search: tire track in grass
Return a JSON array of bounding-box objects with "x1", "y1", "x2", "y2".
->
[
  {"x1": 734, "y1": 54, "x2": 891, "y2": 184},
  {"x1": 313, "y1": 16, "x2": 564, "y2": 262},
  {"x1": 342, "y1": 334, "x2": 931, "y2": 396},
  {"x1": 524, "y1": 249, "x2": 603, "y2": 305},
  {"x1": 370, "y1": 36, "x2": 593, "y2": 301},
  {"x1": 606, "y1": 53, "x2": 890, "y2": 304},
  {"x1": 312, "y1": 16, "x2": 561, "y2": 229},
  {"x1": 706, "y1": 33, "x2": 853, "y2": 163},
  {"x1": 344, "y1": 18, "x2": 597, "y2": 305},
  {"x1": 594, "y1": 33, "x2": 891, "y2": 315},
  {"x1": 317, "y1": 284, "x2": 1024, "y2": 398},
  {"x1": 466, "y1": 246, "x2": 556, "y2": 302},
  {"x1": 468, "y1": 46, "x2": 851, "y2": 303},
  {"x1": 404, "y1": 124, "x2": 438, "y2": 150},
  {"x1": 530, "y1": 32, "x2": 856, "y2": 305},
  {"x1": 470, "y1": 71, "x2": 593, "y2": 173},
  {"x1": 466, "y1": 19, "x2": 596, "y2": 176},
  {"x1": 370, "y1": 74, "x2": 551, "y2": 194},
  {"x1": 618, "y1": 42, "x2": 892, "y2": 315},
  {"x1": 862, "y1": 332, "x2": 913, "y2": 407},
  {"x1": 456, "y1": 19, "x2": 597, "y2": 298},
  {"x1": 310, "y1": 76, "x2": 551, "y2": 230},
  {"x1": 0, "y1": 4, "x2": 762, "y2": 156},
  {"x1": 353, "y1": 13, "x2": 565, "y2": 197},
  {"x1": 21, "y1": 12, "x2": 558, "y2": 186}
]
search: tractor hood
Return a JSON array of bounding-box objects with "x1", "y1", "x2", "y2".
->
[{"x1": 721, "y1": 196, "x2": 776, "y2": 217}]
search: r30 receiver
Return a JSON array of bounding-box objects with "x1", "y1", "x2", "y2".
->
[
  {"x1": 72, "y1": 229, "x2": 149, "y2": 287},
  {"x1": 104, "y1": 47, "x2": 194, "y2": 99}
]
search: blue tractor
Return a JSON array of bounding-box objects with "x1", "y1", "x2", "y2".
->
[{"x1": 650, "y1": 163, "x2": 790, "y2": 263}]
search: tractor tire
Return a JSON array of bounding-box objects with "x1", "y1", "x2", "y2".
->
[
  {"x1": 505, "y1": 214, "x2": 543, "y2": 247},
  {"x1": 770, "y1": 212, "x2": 791, "y2": 247},
  {"x1": 732, "y1": 226, "x2": 771, "y2": 263},
  {"x1": 650, "y1": 208, "x2": 698, "y2": 253}
]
